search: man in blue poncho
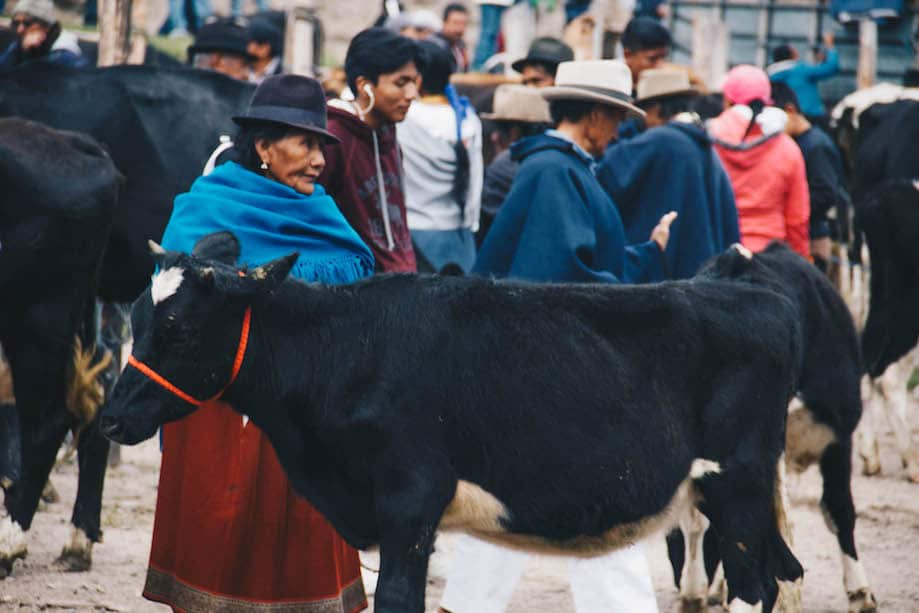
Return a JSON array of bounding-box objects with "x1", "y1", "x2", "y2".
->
[
  {"x1": 441, "y1": 60, "x2": 673, "y2": 613},
  {"x1": 598, "y1": 68, "x2": 739, "y2": 280}
]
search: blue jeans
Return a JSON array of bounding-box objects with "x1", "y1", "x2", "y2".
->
[
  {"x1": 411, "y1": 229, "x2": 477, "y2": 273},
  {"x1": 472, "y1": 4, "x2": 506, "y2": 71},
  {"x1": 168, "y1": 0, "x2": 211, "y2": 33}
]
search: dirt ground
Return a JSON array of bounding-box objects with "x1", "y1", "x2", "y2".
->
[{"x1": 1, "y1": 420, "x2": 918, "y2": 612}]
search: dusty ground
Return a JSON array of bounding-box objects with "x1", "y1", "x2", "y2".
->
[{"x1": 1, "y1": 417, "x2": 918, "y2": 612}]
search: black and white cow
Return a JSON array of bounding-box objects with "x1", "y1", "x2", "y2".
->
[
  {"x1": 833, "y1": 95, "x2": 919, "y2": 482},
  {"x1": 0, "y1": 118, "x2": 120, "y2": 576},
  {"x1": 101, "y1": 233, "x2": 805, "y2": 612},
  {"x1": 667, "y1": 243, "x2": 877, "y2": 613}
]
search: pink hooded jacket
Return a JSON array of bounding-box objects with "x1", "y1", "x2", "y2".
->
[{"x1": 709, "y1": 106, "x2": 810, "y2": 259}]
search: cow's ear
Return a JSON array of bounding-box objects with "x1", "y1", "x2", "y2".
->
[
  {"x1": 192, "y1": 231, "x2": 241, "y2": 265},
  {"x1": 248, "y1": 252, "x2": 299, "y2": 292}
]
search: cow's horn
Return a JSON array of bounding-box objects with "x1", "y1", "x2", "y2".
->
[{"x1": 148, "y1": 240, "x2": 167, "y2": 256}]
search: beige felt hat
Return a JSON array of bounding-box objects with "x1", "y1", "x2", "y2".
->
[
  {"x1": 635, "y1": 68, "x2": 697, "y2": 104},
  {"x1": 540, "y1": 60, "x2": 645, "y2": 117},
  {"x1": 480, "y1": 84, "x2": 552, "y2": 123}
]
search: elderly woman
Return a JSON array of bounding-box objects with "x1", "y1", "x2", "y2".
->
[{"x1": 146, "y1": 75, "x2": 372, "y2": 613}]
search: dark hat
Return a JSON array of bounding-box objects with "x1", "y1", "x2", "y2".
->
[
  {"x1": 511, "y1": 37, "x2": 574, "y2": 74},
  {"x1": 188, "y1": 17, "x2": 252, "y2": 61},
  {"x1": 232, "y1": 74, "x2": 340, "y2": 144},
  {"x1": 248, "y1": 11, "x2": 284, "y2": 56}
]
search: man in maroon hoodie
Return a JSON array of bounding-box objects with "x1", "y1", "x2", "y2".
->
[{"x1": 319, "y1": 28, "x2": 425, "y2": 273}]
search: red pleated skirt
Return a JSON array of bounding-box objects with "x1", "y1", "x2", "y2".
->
[{"x1": 143, "y1": 400, "x2": 367, "y2": 613}]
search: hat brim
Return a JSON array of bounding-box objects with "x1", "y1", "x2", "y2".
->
[
  {"x1": 511, "y1": 57, "x2": 559, "y2": 74},
  {"x1": 540, "y1": 86, "x2": 646, "y2": 118},
  {"x1": 635, "y1": 88, "x2": 699, "y2": 105},
  {"x1": 231, "y1": 116, "x2": 341, "y2": 145},
  {"x1": 479, "y1": 112, "x2": 548, "y2": 123}
]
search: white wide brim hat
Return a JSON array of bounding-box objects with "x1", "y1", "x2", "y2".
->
[
  {"x1": 540, "y1": 60, "x2": 645, "y2": 117},
  {"x1": 635, "y1": 67, "x2": 698, "y2": 104},
  {"x1": 480, "y1": 84, "x2": 552, "y2": 123}
]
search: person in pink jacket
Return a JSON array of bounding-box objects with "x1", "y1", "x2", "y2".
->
[{"x1": 708, "y1": 65, "x2": 811, "y2": 259}]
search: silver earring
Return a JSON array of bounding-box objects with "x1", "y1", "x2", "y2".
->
[{"x1": 260, "y1": 161, "x2": 268, "y2": 170}]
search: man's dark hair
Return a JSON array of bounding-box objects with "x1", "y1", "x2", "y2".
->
[
  {"x1": 418, "y1": 39, "x2": 453, "y2": 95},
  {"x1": 638, "y1": 94, "x2": 695, "y2": 121},
  {"x1": 234, "y1": 122, "x2": 300, "y2": 173},
  {"x1": 344, "y1": 27, "x2": 426, "y2": 93},
  {"x1": 443, "y1": 3, "x2": 468, "y2": 20},
  {"x1": 494, "y1": 120, "x2": 548, "y2": 141},
  {"x1": 770, "y1": 81, "x2": 800, "y2": 112},
  {"x1": 549, "y1": 99, "x2": 599, "y2": 125},
  {"x1": 772, "y1": 44, "x2": 795, "y2": 63},
  {"x1": 622, "y1": 17, "x2": 672, "y2": 52}
]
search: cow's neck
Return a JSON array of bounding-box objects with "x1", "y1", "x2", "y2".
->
[{"x1": 220, "y1": 281, "x2": 379, "y2": 547}]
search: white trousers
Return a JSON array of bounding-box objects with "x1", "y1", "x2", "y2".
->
[{"x1": 440, "y1": 535, "x2": 659, "y2": 613}]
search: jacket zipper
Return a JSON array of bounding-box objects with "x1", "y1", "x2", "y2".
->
[{"x1": 372, "y1": 130, "x2": 396, "y2": 251}]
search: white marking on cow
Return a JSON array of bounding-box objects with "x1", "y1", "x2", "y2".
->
[
  {"x1": 913, "y1": 179, "x2": 919, "y2": 192},
  {"x1": 690, "y1": 459, "x2": 721, "y2": 480},
  {"x1": 732, "y1": 243, "x2": 754, "y2": 260},
  {"x1": 785, "y1": 399, "x2": 836, "y2": 474},
  {"x1": 0, "y1": 516, "x2": 27, "y2": 565},
  {"x1": 678, "y1": 506, "x2": 711, "y2": 609},
  {"x1": 242, "y1": 415, "x2": 249, "y2": 428},
  {"x1": 728, "y1": 598, "x2": 763, "y2": 613},
  {"x1": 842, "y1": 553, "x2": 871, "y2": 598},
  {"x1": 442, "y1": 459, "x2": 716, "y2": 557},
  {"x1": 151, "y1": 267, "x2": 185, "y2": 306}
]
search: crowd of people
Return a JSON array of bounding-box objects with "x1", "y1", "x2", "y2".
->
[{"x1": 0, "y1": 0, "x2": 862, "y2": 611}]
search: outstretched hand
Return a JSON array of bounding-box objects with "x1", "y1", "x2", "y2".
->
[{"x1": 650, "y1": 211, "x2": 678, "y2": 251}]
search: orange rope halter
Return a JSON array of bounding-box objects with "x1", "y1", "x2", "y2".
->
[{"x1": 127, "y1": 306, "x2": 252, "y2": 407}]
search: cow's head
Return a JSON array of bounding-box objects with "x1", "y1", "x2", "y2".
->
[{"x1": 99, "y1": 232, "x2": 297, "y2": 444}]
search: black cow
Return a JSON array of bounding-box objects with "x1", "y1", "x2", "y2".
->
[
  {"x1": 834, "y1": 98, "x2": 919, "y2": 482},
  {"x1": 667, "y1": 243, "x2": 877, "y2": 612},
  {"x1": 0, "y1": 63, "x2": 254, "y2": 302},
  {"x1": 0, "y1": 118, "x2": 120, "y2": 576},
  {"x1": 101, "y1": 233, "x2": 804, "y2": 612}
]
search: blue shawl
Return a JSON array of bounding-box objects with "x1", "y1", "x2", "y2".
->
[{"x1": 161, "y1": 162, "x2": 374, "y2": 284}]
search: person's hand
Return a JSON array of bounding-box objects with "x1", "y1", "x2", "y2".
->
[
  {"x1": 21, "y1": 24, "x2": 48, "y2": 51},
  {"x1": 822, "y1": 31, "x2": 835, "y2": 49},
  {"x1": 650, "y1": 211, "x2": 678, "y2": 251}
]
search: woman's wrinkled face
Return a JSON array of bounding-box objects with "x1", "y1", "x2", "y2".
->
[{"x1": 256, "y1": 131, "x2": 326, "y2": 195}]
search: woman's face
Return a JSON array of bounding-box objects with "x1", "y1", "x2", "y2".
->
[{"x1": 256, "y1": 132, "x2": 326, "y2": 195}]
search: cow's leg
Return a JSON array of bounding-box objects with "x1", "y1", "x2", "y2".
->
[
  {"x1": 374, "y1": 467, "x2": 454, "y2": 613},
  {"x1": 57, "y1": 415, "x2": 110, "y2": 571},
  {"x1": 877, "y1": 363, "x2": 919, "y2": 482},
  {"x1": 819, "y1": 440, "x2": 877, "y2": 612},
  {"x1": 855, "y1": 377, "x2": 882, "y2": 477},
  {"x1": 678, "y1": 506, "x2": 711, "y2": 612}
]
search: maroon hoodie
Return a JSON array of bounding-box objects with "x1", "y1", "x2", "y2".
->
[{"x1": 319, "y1": 103, "x2": 417, "y2": 273}]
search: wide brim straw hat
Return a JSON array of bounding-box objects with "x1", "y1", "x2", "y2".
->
[
  {"x1": 480, "y1": 84, "x2": 552, "y2": 123},
  {"x1": 540, "y1": 60, "x2": 645, "y2": 117},
  {"x1": 635, "y1": 68, "x2": 698, "y2": 104},
  {"x1": 232, "y1": 74, "x2": 341, "y2": 144}
]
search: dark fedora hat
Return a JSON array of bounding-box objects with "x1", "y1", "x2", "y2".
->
[
  {"x1": 511, "y1": 37, "x2": 574, "y2": 74},
  {"x1": 188, "y1": 17, "x2": 253, "y2": 61},
  {"x1": 232, "y1": 74, "x2": 340, "y2": 144}
]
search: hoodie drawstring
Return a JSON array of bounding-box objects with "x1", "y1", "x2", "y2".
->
[{"x1": 371, "y1": 130, "x2": 396, "y2": 251}]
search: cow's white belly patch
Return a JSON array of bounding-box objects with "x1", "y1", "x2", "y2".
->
[{"x1": 440, "y1": 459, "x2": 719, "y2": 557}]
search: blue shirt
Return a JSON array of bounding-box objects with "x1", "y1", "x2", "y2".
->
[{"x1": 767, "y1": 49, "x2": 839, "y2": 118}]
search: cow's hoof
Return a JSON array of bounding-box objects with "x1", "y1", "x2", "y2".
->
[
  {"x1": 0, "y1": 517, "x2": 28, "y2": 578},
  {"x1": 902, "y1": 450, "x2": 919, "y2": 483},
  {"x1": 848, "y1": 588, "x2": 878, "y2": 613},
  {"x1": 680, "y1": 597, "x2": 707, "y2": 613},
  {"x1": 56, "y1": 546, "x2": 92, "y2": 572},
  {"x1": 41, "y1": 479, "x2": 60, "y2": 504},
  {"x1": 56, "y1": 527, "x2": 94, "y2": 572},
  {"x1": 859, "y1": 452, "x2": 881, "y2": 477}
]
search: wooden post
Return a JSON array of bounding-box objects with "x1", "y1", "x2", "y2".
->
[
  {"x1": 285, "y1": 1, "x2": 320, "y2": 78},
  {"x1": 856, "y1": 18, "x2": 877, "y2": 90},
  {"x1": 97, "y1": 0, "x2": 133, "y2": 66},
  {"x1": 692, "y1": 14, "x2": 728, "y2": 90}
]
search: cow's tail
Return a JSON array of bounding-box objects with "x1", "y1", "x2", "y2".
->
[
  {"x1": 66, "y1": 336, "x2": 112, "y2": 438},
  {"x1": 770, "y1": 455, "x2": 804, "y2": 584}
]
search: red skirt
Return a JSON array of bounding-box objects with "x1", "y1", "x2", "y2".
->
[{"x1": 144, "y1": 400, "x2": 367, "y2": 613}]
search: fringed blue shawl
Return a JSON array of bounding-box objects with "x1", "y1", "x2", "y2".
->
[{"x1": 161, "y1": 162, "x2": 374, "y2": 285}]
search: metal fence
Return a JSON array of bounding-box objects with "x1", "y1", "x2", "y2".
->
[{"x1": 667, "y1": 0, "x2": 917, "y2": 103}]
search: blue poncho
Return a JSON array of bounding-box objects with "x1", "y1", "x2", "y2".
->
[{"x1": 160, "y1": 162, "x2": 374, "y2": 284}]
